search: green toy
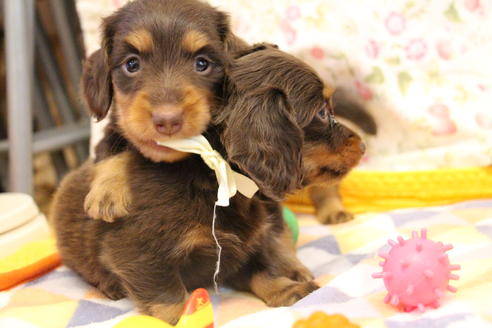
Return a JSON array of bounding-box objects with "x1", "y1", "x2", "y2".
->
[{"x1": 282, "y1": 207, "x2": 299, "y2": 243}]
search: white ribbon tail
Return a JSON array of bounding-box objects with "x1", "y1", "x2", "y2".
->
[{"x1": 216, "y1": 161, "x2": 233, "y2": 207}]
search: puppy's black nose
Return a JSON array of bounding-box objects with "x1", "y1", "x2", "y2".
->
[{"x1": 152, "y1": 111, "x2": 183, "y2": 136}]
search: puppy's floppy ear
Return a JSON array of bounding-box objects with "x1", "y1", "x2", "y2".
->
[
  {"x1": 223, "y1": 88, "x2": 304, "y2": 200},
  {"x1": 82, "y1": 49, "x2": 113, "y2": 121},
  {"x1": 81, "y1": 15, "x2": 116, "y2": 121}
]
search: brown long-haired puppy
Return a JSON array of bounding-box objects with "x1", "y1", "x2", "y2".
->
[{"x1": 52, "y1": 44, "x2": 364, "y2": 323}]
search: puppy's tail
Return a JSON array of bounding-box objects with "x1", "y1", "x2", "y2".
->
[{"x1": 333, "y1": 91, "x2": 377, "y2": 135}]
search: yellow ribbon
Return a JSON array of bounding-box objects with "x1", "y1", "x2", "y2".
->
[{"x1": 156, "y1": 135, "x2": 259, "y2": 207}]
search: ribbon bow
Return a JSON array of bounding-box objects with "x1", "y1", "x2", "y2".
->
[{"x1": 157, "y1": 135, "x2": 258, "y2": 207}]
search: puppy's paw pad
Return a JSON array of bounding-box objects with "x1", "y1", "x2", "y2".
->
[
  {"x1": 319, "y1": 210, "x2": 354, "y2": 225},
  {"x1": 267, "y1": 281, "x2": 319, "y2": 307}
]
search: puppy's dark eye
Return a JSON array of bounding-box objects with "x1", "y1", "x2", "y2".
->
[
  {"x1": 317, "y1": 106, "x2": 329, "y2": 121},
  {"x1": 123, "y1": 57, "x2": 140, "y2": 75},
  {"x1": 194, "y1": 56, "x2": 211, "y2": 74},
  {"x1": 317, "y1": 99, "x2": 336, "y2": 125}
]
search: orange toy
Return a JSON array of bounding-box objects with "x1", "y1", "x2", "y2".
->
[
  {"x1": 0, "y1": 238, "x2": 61, "y2": 291},
  {"x1": 293, "y1": 312, "x2": 360, "y2": 328}
]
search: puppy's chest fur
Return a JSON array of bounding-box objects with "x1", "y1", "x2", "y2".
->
[{"x1": 107, "y1": 153, "x2": 276, "y2": 287}]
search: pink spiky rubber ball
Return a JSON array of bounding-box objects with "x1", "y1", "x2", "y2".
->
[{"x1": 372, "y1": 229, "x2": 460, "y2": 312}]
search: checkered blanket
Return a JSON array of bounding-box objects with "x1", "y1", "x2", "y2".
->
[{"x1": 2, "y1": 199, "x2": 492, "y2": 327}]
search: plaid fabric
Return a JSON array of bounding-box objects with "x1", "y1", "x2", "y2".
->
[{"x1": 2, "y1": 199, "x2": 492, "y2": 327}]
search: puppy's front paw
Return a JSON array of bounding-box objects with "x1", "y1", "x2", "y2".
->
[
  {"x1": 266, "y1": 281, "x2": 319, "y2": 307},
  {"x1": 97, "y1": 280, "x2": 126, "y2": 300},
  {"x1": 309, "y1": 184, "x2": 355, "y2": 225},
  {"x1": 289, "y1": 266, "x2": 315, "y2": 283},
  {"x1": 317, "y1": 210, "x2": 354, "y2": 225},
  {"x1": 85, "y1": 154, "x2": 132, "y2": 222},
  {"x1": 148, "y1": 302, "x2": 186, "y2": 325},
  {"x1": 84, "y1": 185, "x2": 130, "y2": 222}
]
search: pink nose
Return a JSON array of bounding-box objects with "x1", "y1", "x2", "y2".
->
[{"x1": 152, "y1": 112, "x2": 183, "y2": 136}]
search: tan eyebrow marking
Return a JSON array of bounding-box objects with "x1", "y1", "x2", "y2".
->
[
  {"x1": 125, "y1": 28, "x2": 154, "y2": 52},
  {"x1": 182, "y1": 30, "x2": 209, "y2": 52}
]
